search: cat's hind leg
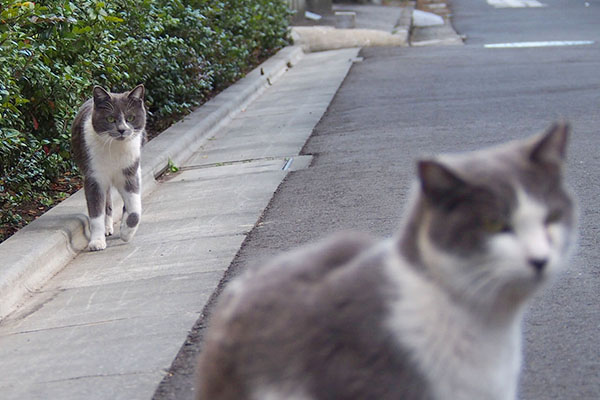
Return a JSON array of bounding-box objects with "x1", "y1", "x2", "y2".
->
[
  {"x1": 84, "y1": 177, "x2": 108, "y2": 251},
  {"x1": 105, "y1": 187, "x2": 114, "y2": 236}
]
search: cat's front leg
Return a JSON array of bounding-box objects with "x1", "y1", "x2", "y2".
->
[
  {"x1": 84, "y1": 177, "x2": 108, "y2": 251},
  {"x1": 118, "y1": 165, "x2": 142, "y2": 242},
  {"x1": 120, "y1": 192, "x2": 141, "y2": 242}
]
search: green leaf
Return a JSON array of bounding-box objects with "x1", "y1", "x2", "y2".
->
[{"x1": 104, "y1": 15, "x2": 124, "y2": 23}]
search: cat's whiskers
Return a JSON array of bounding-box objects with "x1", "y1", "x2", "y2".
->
[
  {"x1": 456, "y1": 261, "x2": 522, "y2": 320},
  {"x1": 100, "y1": 133, "x2": 112, "y2": 152},
  {"x1": 98, "y1": 133, "x2": 117, "y2": 160}
]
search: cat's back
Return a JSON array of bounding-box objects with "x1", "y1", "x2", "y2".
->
[
  {"x1": 70, "y1": 99, "x2": 93, "y2": 171},
  {"x1": 196, "y1": 232, "x2": 430, "y2": 400}
]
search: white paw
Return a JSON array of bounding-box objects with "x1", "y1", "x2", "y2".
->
[
  {"x1": 120, "y1": 225, "x2": 137, "y2": 242},
  {"x1": 88, "y1": 237, "x2": 107, "y2": 251},
  {"x1": 105, "y1": 221, "x2": 114, "y2": 236}
]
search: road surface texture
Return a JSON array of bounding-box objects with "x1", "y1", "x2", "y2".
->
[{"x1": 156, "y1": 0, "x2": 600, "y2": 398}]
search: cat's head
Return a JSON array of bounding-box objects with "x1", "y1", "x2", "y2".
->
[
  {"x1": 91, "y1": 85, "x2": 146, "y2": 141},
  {"x1": 411, "y1": 122, "x2": 576, "y2": 315}
]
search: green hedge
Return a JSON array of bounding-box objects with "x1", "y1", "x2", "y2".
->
[{"x1": 0, "y1": 0, "x2": 290, "y2": 234}]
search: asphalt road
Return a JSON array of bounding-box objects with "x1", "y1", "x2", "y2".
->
[{"x1": 155, "y1": 1, "x2": 600, "y2": 398}]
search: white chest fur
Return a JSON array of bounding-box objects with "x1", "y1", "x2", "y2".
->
[
  {"x1": 83, "y1": 116, "x2": 141, "y2": 185},
  {"x1": 384, "y1": 246, "x2": 522, "y2": 400}
]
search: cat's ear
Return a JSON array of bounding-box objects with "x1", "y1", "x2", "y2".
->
[
  {"x1": 128, "y1": 84, "x2": 145, "y2": 101},
  {"x1": 92, "y1": 86, "x2": 111, "y2": 105},
  {"x1": 418, "y1": 160, "x2": 468, "y2": 202},
  {"x1": 529, "y1": 121, "x2": 569, "y2": 166}
]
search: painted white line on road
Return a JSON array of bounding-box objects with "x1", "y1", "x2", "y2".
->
[
  {"x1": 485, "y1": 40, "x2": 595, "y2": 48},
  {"x1": 487, "y1": 0, "x2": 545, "y2": 7},
  {"x1": 522, "y1": 0, "x2": 545, "y2": 6}
]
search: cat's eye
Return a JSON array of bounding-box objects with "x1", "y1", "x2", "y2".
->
[
  {"x1": 126, "y1": 115, "x2": 136, "y2": 122},
  {"x1": 106, "y1": 116, "x2": 116, "y2": 123},
  {"x1": 483, "y1": 218, "x2": 512, "y2": 234},
  {"x1": 545, "y1": 210, "x2": 562, "y2": 225}
]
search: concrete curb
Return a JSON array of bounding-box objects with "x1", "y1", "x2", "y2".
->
[
  {"x1": 411, "y1": 0, "x2": 463, "y2": 46},
  {"x1": 140, "y1": 46, "x2": 305, "y2": 193},
  {"x1": 410, "y1": 19, "x2": 463, "y2": 46},
  {"x1": 0, "y1": 45, "x2": 305, "y2": 320}
]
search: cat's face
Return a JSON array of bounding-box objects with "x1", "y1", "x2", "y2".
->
[
  {"x1": 415, "y1": 123, "x2": 576, "y2": 312},
  {"x1": 91, "y1": 85, "x2": 146, "y2": 141}
]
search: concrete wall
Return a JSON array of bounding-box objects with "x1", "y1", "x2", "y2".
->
[
  {"x1": 307, "y1": 0, "x2": 333, "y2": 14},
  {"x1": 286, "y1": 0, "x2": 333, "y2": 22},
  {"x1": 286, "y1": 0, "x2": 306, "y2": 23}
]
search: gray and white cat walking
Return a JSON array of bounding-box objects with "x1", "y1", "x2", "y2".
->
[
  {"x1": 196, "y1": 123, "x2": 577, "y2": 400},
  {"x1": 71, "y1": 85, "x2": 146, "y2": 251}
]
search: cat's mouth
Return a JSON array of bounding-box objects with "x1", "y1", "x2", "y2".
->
[{"x1": 110, "y1": 132, "x2": 134, "y2": 141}]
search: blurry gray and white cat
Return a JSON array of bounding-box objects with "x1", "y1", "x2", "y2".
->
[
  {"x1": 196, "y1": 122, "x2": 577, "y2": 400},
  {"x1": 71, "y1": 85, "x2": 146, "y2": 251}
]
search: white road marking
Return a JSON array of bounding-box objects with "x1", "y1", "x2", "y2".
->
[
  {"x1": 484, "y1": 40, "x2": 595, "y2": 48},
  {"x1": 522, "y1": 0, "x2": 545, "y2": 6},
  {"x1": 487, "y1": 0, "x2": 545, "y2": 8}
]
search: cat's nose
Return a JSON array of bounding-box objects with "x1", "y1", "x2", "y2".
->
[{"x1": 528, "y1": 258, "x2": 548, "y2": 272}]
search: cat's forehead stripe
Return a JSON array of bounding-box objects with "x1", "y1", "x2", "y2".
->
[{"x1": 513, "y1": 188, "x2": 546, "y2": 221}]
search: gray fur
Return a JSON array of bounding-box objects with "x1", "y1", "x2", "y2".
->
[
  {"x1": 70, "y1": 104, "x2": 92, "y2": 175},
  {"x1": 198, "y1": 232, "x2": 431, "y2": 400},
  {"x1": 196, "y1": 122, "x2": 576, "y2": 400},
  {"x1": 126, "y1": 212, "x2": 140, "y2": 228},
  {"x1": 105, "y1": 188, "x2": 113, "y2": 219},
  {"x1": 123, "y1": 160, "x2": 141, "y2": 193},
  {"x1": 123, "y1": 159, "x2": 140, "y2": 176},
  {"x1": 83, "y1": 177, "x2": 103, "y2": 219}
]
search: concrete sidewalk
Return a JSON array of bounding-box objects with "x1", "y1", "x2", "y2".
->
[
  {"x1": 0, "y1": 47, "x2": 360, "y2": 399},
  {"x1": 0, "y1": 4, "x2": 418, "y2": 399},
  {"x1": 291, "y1": 2, "x2": 462, "y2": 50},
  {"x1": 291, "y1": 3, "x2": 412, "y2": 51}
]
